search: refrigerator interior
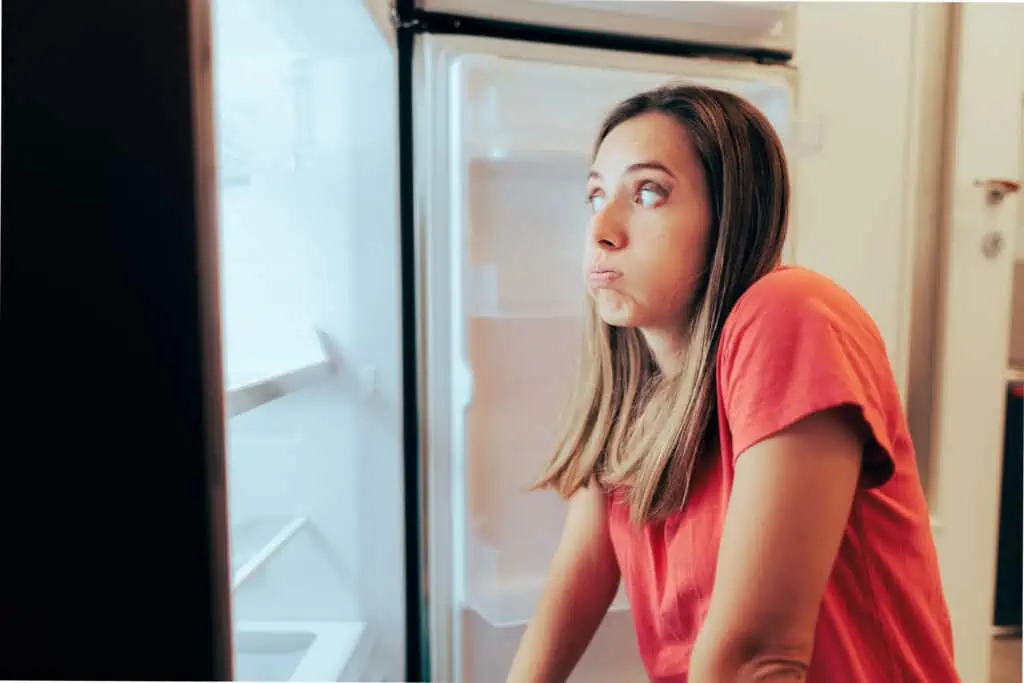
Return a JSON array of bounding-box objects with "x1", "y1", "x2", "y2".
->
[
  {"x1": 210, "y1": 0, "x2": 404, "y2": 680},
  {"x1": 437, "y1": 45, "x2": 796, "y2": 681}
]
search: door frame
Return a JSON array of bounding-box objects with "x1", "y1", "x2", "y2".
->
[{"x1": 928, "y1": 4, "x2": 1024, "y2": 682}]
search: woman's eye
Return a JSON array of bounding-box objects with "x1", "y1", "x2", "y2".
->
[
  {"x1": 637, "y1": 186, "x2": 662, "y2": 208},
  {"x1": 587, "y1": 194, "x2": 607, "y2": 214}
]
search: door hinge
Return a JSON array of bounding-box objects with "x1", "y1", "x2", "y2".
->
[{"x1": 390, "y1": 5, "x2": 422, "y2": 31}]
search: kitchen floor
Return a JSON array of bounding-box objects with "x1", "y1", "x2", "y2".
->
[{"x1": 991, "y1": 636, "x2": 1022, "y2": 683}]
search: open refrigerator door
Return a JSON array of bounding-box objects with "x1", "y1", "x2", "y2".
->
[{"x1": 416, "y1": 34, "x2": 810, "y2": 683}]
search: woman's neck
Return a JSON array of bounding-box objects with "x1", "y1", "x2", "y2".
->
[{"x1": 640, "y1": 327, "x2": 689, "y2": 376}]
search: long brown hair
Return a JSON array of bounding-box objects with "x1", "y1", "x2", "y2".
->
[{"x1": 531, "y1": 84, "x2": 790, "y2": 523}]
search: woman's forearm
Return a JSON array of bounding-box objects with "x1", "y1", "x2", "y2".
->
[
  {"x1": 507, "y1": 487, "x2": 621, "y2": 683},
  {"x1": 506, "y1": 560, "x2": 619, "y2": 683}
]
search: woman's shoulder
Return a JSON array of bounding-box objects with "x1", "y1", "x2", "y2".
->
[
  {"x1": 723, "y1": 265, "x2": 879, "y2": 341},
  {"x1": 732, "y1": 265, "x2": 858, "y2": 312},
  {"x1": 715, "y1": 269, "x2": 900, "y2": 484}
]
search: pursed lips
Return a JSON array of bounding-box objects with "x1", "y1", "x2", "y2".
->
[{"x1": 587, "y1": 267, "x2": 622, "y2": 286}]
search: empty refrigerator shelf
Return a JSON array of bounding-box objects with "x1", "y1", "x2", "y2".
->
[
  {"x1": 463, "y1": 577, "x2": 630, "y2": 628},
  {"x1": 226, "y1": 329, "x2": 341, "y2": 417},
  {"x1": 227, "y1": 360, "x2": 334, "y2": 417},
  {"x1": 230, "y1": 516, "x2": 309, "y2": 590}
]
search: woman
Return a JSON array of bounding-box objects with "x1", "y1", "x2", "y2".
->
[{"x1": 507, "y1": 85, "x2": 959, "y2": 683}]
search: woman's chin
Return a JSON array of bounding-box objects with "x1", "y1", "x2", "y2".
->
[
  {"x1": 589, "y1": 289, "x2": 643, "y2": 327},
  {"x1": 594, "y1": 305, "x2": 639, "y2": 328}
]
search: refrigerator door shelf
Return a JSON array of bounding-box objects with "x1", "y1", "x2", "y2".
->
[
  {"x1": 455, "y1": 151, "x2": 590, "y2": 320},
  {"x1": 461, "y1": 532, "x2": 630, "y2": 629},
  {"x1": 453, "y1": 52, "x2": 799, "y2": 164},
  {"x1": 465, "y1": 264, "x2": 585, "y2": 319},
  {"x1": 463, "y1": 576, "x2": 631, "y2": 629},
  {"x1": 463, "y1": 119, "x2": 822, "y2": 163},
  {"x1": 465, "y1": 135, "x2": 590, "y2": 162},
  {"x1": 464, "y1": 121, "x2": 822, "y2": 163}
]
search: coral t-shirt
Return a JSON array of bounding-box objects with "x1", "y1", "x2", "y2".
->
[{"x1": 606, "y1": 266, "x2": 958, "y2": 682}]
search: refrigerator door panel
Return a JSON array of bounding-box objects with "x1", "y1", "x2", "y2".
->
[
  {"x1": 419, "y1": 0, "x2": 796, "y2": 56},
  {"x1": 207, "y1": 0, "x2": 406, "y2": 680},
  {"x1": 6, "y1": 1, "x2": 233, "y2": 677},
  {"x1": 417, "y1": 34, "x2": 799, "y2": 682}
]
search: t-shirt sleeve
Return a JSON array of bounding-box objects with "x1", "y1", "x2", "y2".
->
[{"x1": 717, "y1": 272, "x2": 896, "y2": 488}]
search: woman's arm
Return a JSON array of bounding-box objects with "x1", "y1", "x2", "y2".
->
[
  {"x1": 507, "y1": 485, "x2": 621, "y2": 683},
  {"x1": 689, "y1": 406, "x2": 867, "y2": 682}
]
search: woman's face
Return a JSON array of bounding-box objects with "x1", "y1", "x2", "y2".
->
[{"x1": 584, "y1": 112, "x2": 712, "y2": 335}]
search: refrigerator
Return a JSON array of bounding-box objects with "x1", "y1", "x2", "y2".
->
[
  {"x1": 2, "y1": 0, "x2": 806, "y2": 681},
  {"x1": 200, "y1": 0, "x2": 807, "y2": 681},
  {"x1": 400, "y1": 3, "x2": 803, "y2": 682}
]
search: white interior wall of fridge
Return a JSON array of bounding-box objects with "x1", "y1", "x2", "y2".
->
[
  {"x1": 211, "y1": 0, "x2": 405, "y2": 679},
  {"x1": 444, "y1": 50, "x2": 797, "y2": 680}
]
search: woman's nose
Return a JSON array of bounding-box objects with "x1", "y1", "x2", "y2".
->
[{"x1": 589, "y1": 202, "x2": 627, "y2": 251}]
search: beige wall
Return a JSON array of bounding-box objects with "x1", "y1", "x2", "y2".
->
[
  {"x1": 792, "y1": 3, "x2": 953, "y2": 493},
  {"x1": 796, "y1": 9, "x2": 1024, "y2": 683}
]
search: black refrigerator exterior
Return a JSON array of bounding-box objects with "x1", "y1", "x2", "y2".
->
[
  {"x1": 4, "y1": 0, "x2": 423, "y2": 678},
  {"x1": 2, "y1": 0, "x2": 234, "y2": 679}
]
